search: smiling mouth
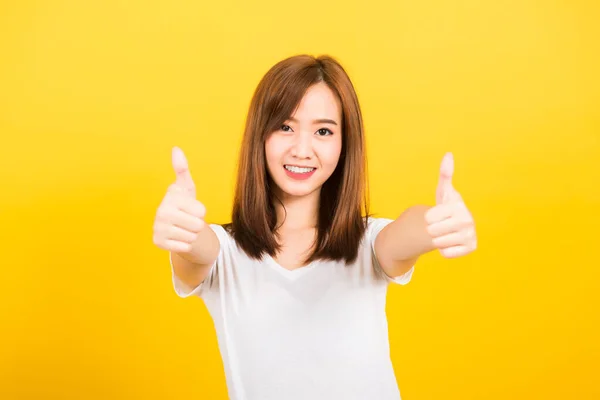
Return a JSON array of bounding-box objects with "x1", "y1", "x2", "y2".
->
[{"x1": 284, "y1": 165, "x2": 317, "y2": 174}]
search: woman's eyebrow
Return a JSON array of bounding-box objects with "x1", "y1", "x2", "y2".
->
[{"x1": 288, "y1": 117, "x2": 338, "y2": 125}]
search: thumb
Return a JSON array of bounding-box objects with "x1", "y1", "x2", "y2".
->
[
  {"x1": 436, "y1": 152, "x2": 455, "y2": 204},
  {"x1": 172, "y1": 146, "x2": 196, "y2": 195}
]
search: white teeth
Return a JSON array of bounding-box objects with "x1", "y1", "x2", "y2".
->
[{"x1": 285, "y1": 165, "x2": 316, "y2": 174}]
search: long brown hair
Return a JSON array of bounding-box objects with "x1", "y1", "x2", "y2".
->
[{"x1": 226, "y1": 54, "x2": 370, "y2": 264}]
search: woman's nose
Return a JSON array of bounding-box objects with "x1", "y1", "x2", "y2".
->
[{"x1": 291, "y1": 133, "x2": 312, "y2": 159}]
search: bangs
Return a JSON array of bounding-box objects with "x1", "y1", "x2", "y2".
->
[{"x1": 259, "y1": 62, "x2": 326, "y2": 138}]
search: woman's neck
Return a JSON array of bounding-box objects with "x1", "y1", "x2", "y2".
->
[{"x1": 273, "y1": 189, "x2": 320, "y2": 232}]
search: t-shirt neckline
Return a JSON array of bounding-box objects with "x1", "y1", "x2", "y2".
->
[{"x1": 263, "y1": 253, "x2": 319, "y2": 280}]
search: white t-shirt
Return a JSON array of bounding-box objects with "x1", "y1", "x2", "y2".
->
[{"x1": 170, "y1": 217, "x2": 414, "y2": 400}]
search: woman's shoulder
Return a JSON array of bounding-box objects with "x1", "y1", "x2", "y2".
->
[
  {"x1": 363, "y1": 215, "x2": 394, "y2": 234},
  {"x1": 207, "y1": 222, "x2": 236, "y2": 247},
  {"x1": 210, "y1": 222, "x2": 231, "y2": 233}
]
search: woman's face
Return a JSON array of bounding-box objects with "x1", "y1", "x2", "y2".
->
[{"x1": 265, "y1": 82, "x2": 343, "y2": 200}]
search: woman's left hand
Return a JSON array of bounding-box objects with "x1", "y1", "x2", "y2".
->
[{"x1": 424, "y1": 153, "x2": 478, "y2": 258}]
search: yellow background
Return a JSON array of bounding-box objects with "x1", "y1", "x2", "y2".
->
[{"x1": 1, "y1": 0, "x2": 598, "y2": 399}]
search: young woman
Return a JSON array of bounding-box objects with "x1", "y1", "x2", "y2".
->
[{"x1": 153, "y1": 54, "x2": 477, "y2": 400}]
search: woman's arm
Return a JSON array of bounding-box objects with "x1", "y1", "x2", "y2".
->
[
  {"x1": 154, "y1": 146, "x2": 221, "y2": 289},
  {"x1": 170, "y1": 226, "x2": 220, "y2": 289},
  {"x1": 374, "y1": 153, "x2": 477, "y2": 278},
  {"x1": 374, "y1": 205, "x2": 435, "y2": 277}
]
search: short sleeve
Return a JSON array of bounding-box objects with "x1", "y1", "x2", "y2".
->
[
  {"x1": 367, "y1": 217, "x2": 415, "y2": 285},
  {"x1": 170, "y1": 224, "x2": 226, "y2": 298}
]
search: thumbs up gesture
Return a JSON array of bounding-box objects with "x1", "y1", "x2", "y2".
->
[
  {"x1": 153, "y1": 147, "x2": 207, "y2": 256},
  {"x1": 425, "y1": 153, "x2": 477, "y2": 258}
]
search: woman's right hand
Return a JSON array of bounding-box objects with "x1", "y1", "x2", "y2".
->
[{"x1": 153, "y1": 147, "x2": 208, "y2": 262}]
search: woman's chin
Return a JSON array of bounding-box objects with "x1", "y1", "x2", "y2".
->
[{"x1": 275, "y1": 183, "x2": 321, "y2": 199}]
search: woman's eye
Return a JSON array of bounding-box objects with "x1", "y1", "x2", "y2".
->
[
  {"x1": 281, "y1": 124, "x2": 292, "y2": 132},
  {"x1": 316, "y1": 128, "x2": 333, "y2": 136}
]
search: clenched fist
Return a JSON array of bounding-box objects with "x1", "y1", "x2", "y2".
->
[{"x1": 153, "y1": 147, "x2": 207, "y2": 257}]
